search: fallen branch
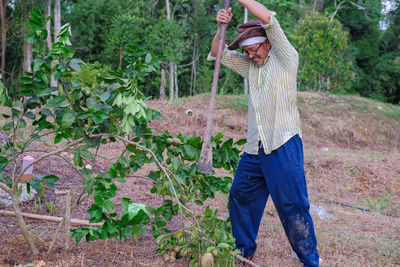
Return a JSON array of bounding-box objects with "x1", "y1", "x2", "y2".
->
[
  {"x1": 0, "y1": 210, "x2": 102, "y2": 226},
  {"x1": 231, "y1": 252, "x2": 260, "y2": 267}
]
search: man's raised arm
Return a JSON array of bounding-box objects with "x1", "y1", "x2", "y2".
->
[
  {"x1": 237, "y1": 0, "x2": 272, "y2": 25},
  {"x1": 210, "y1": 7, "x2": 232, "y2": 57}
]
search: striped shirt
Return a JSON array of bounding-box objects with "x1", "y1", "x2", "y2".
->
[{"x1": 208, "y1": 12, "x2": 301, "y2": 155}]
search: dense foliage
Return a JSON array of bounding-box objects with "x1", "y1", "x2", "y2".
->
[
  {"x1": 296, "y1": 13, "x2": 353, "y2": 92},
  {"x1": 1, "y1": 0, "x2": 399, "y2": 104}
]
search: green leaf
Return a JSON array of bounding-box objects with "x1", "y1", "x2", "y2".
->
[
  {"x1": 80, "y1": 149, "x2": 94, "y2": 160},
  {"x1": 184, "y1": 145, "x2": 196, "y2": 159},
  {"x1": 116, "y1": 177, "x2": 126, "y2": 183},
  {"x1": 222, "y1": 138, "x2": 233, "y2": 148},
  {"x1": 217, "y1": 243, "x2": 231, "y2": 249},
  {"x1": 171, "y1": 157, "x2": 179, "y2": 172},
  {"x1": 72, "y1": 228, "x2": 90, "y2": 242},
  {"x1": 24, "y1": 111, "x2": 36, "y2": 120},
  {"x1": 28, "y1": 178, "x2": 43, "y2": 192},
  {"x1": 108, "y1": 83, "x2": 121, "y2": 91},
  {"x1": 28, "y1": 19, "x2": 43, "y2": 31},
  {"x1": 43, "y1": 174, "x2": 59, "y2": 189},
  {"x1": 73, "y1": 152, "x2": 83, "y2": 167},
  {"x1": 100, "y1": 90, "x2": 111, "y2": 102},
  {"x1": 235, "y1": 139, "x2": 247, "y2": 146},
  {"x1": 26, "y1": 33, "x2": 38, "y2": 44},
  {"x1": 34, "y1": 87, "x2": 57, "y2": 96},
  {"x1": 86, "y1": 98, "x2": 97, "y2": 109},
  {"x1": 145, "y1": 53, "x2": 152, "y2": 64},
  {"x1": 214, "y1": 132, "x2": 224, "y2": 141},
  {"x1": 33, "y1": 59, "x2": 44, "y2": 72},
  {"x1": 20, "y1": 77, "x2": 33, "y2": 83},
  {"x1": 103, "y1": 200, "x2": 114, "y2": 212},
  {"x1": 54, "y1": 133, "x2": 62, "y2": 144},
  {"x1": 54, "y1": 71, "x2": 62, "y2": 81},
  {"x1": 205, "y1": 206, "x2": 212, "y2": 218},
  {"x1": 17, "y1": 119, "x2": 27, "y2": 129},
  {"x1": 86, "y1": 179, "x2": 95, "y2": 194},
  {"x1": 77, "y1": 112, "x2": 90, "y2": 119},
  {"x1": 41, "y1": 108, "x2": 53, "y2": 117},
  {"x1": 155, "y1": 219, "x2": 166, "y2": 228},
  {"x1": 46, "y1": 96, "x2": 66, "y2": 108},
  {"x1": 122, "y1": 203, "x2": 150, "y2": 222},
  {"x1": 61, "y1": 112, "x2": 75, "y2": 128},
  {"x1": 61, "y1": 47, "x2": 75, "y2": 58},
  {"x1": 69, "y1": 58, "x2": 86, "y2": 72},
  {"x1": 2, "y1": 122, "x2": 13, "y2": 131}
]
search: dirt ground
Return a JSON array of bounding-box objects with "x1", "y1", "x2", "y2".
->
[{"x1": 0, "y1": 93, "x2": 399, "y2": 266}]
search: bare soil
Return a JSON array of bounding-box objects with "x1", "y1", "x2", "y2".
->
[{"x1": 1, "y1": 93, "x2": 399, "y2": 267}]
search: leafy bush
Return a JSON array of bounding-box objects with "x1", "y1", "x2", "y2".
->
[
  {"x1": 296, "y1": 13, "x2": 354, "y2": 92},
  {"x1": 0, "y1": 8, "x2": 246, "y2": 265}
]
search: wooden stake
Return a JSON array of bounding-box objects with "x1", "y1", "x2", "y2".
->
[
  {"x1": 0, "y1": 210, "x2": 102, "y2": 226},
  {"x1": 65, "y1": 190, "x2": 71, "y2": 249}
]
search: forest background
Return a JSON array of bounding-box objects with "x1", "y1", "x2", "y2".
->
[{"x1": 1, "y1": 0, "x2": 400, "y2": 105}]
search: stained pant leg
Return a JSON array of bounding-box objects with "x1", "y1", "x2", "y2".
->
[
  {"x1": 259, "y1": 135, "x2": 319, "y2": 267},
  {"x1": 229, "y1": 152, "x2": 269, "y2": 258}
]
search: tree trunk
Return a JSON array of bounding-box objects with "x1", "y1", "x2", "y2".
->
[
  {"x1": 118, "y1": 45, "x2": 123, "y2": 70},
  {"x1": 51, "y1": 0, "x2": 61, "y2": 88},
  {"x1": 165, "y1": 0, "x2": 174, "y2": 102},
  {"x1": 174, "y1": 63, "x2": 178, "y2": 98},
  {"x1": 54, "y1": 0, "x2": 60, "y2": 42},
  {"x1": 160, "y1": 67, "x2": 166, "y2": 100},
  {"x1": 243, "y1": 7, "x2": 249, "y2": 94},
  {"x1": 11, "y1": 191, "x2": 39, "y2": 255},
  {"x1": 313, "y1": 0, "x2": 325, "y2": 12},
  {"x1": 46, "y1": 0, "x2": 57, "y2": 87},
  {"x1": 0, "y1": 0, "x2": 9, "y2": 80},
  {"x1": 23, "y1": 2, "x2": 33, "y2": 74},
  {"x1": 23, "y1": 40, "x2": 32, "y2": 73},
  {"x1": 165, "y1": 0, "x2": 171, "y2": 20},
  {"x1": 169, "y1": 62, "x2": 174, "y2": 101},
  {"x1": 193, "y1": 46, "x2": 197, "y2": 96},
  {"x1": 46, "y1": 0, "x2": 52, "y2": 50},
  {"x1": 190, "y1": 42, "x2": 195, "y2": 96}
]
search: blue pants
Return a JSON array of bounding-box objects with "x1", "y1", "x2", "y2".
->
[{"x1": 229, "y1": 135, "x2": 319, "y2": 267}]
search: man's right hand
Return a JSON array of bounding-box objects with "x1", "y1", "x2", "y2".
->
[{"x1": 216, "y1": 7, "x2": 232, "y2": 26}]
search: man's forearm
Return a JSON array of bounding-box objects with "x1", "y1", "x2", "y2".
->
[
  {"x1": 210, "y1": 27, "x2": 225, "y2": 57},
  {"x1": 237, "y1": 0, "x2": 271, "y2": 25}
]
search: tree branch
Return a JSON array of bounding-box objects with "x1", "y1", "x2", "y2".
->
[
  {"x1": 13, "y1": 139, "x2": 83, "y2": 190},
  {"x1": 0, "y1": 180, "x2": 11, "y2": 194}
]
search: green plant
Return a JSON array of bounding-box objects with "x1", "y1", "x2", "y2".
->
[
  {"x1": 32, "y1": 196, "x2": 42, "y2": 213},
  {"x1": 0, "y1": 8, "x2": 247, "y2": 264},
  {"x1": 364, "y1": 193, "x2": 394, "y2": 212},
  {"x1": 296, "y1": 13, "x2": 353, "y2": 92},
  {"x1": 44, "y1": 199, "x2": 59, "y2": 217}
]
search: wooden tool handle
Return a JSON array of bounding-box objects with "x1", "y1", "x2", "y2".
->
[{"x1": 198, "y1": 0, "x2": 230, "y2": 174}]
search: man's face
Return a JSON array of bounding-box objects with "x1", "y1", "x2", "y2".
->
[{"x1": 242, "y1": 40, "x2": 271, "y2": 66}]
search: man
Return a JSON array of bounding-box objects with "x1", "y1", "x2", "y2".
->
[{"x1": 208, "y1": 1, "x2": 320, "y2": 266}]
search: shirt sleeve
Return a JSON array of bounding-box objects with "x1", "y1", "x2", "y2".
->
[
  {"x1": 261, "y1": 12, "x2": 298, "y2": 70},
  {"x1": 207, "y1": 46, "x2": 250, "y2": 79}
]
